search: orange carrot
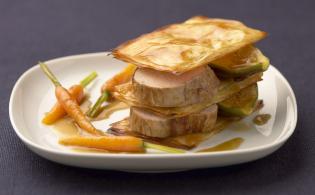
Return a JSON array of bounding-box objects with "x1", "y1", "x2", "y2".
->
[
  {"x1": 55, "y1": 86, "x2": 103, "y2": 136},
  {"x1": 42, "y1": 72, "x2": 97, "y2": 124},
  {"x1": 101, "y1": 63, "x2": 136, "y2": 93},
  {"x1": 39, "y1": 62, "x2": 103, "y2": 136},
  {"x1": 59, "y1": 136, "x2": 144, "y2": 152},
  {"x1": 42, "y1": 85, "x2": 84, "y2": 124},
  {"x1": 88, "y1": 64, "x2": 136, "y2": 118}
]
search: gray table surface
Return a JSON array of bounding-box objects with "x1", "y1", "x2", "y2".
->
[{"x1": 1, "y1": 0, "x2": 314, "y2": 194}]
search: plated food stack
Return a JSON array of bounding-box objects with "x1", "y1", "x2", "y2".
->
[{"x1": 112, "y1": 16, "x2": 269, "y2": 138}]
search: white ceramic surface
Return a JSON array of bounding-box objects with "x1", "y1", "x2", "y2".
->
[{"x1": 9, "y1": 52, "x2": 297, "y2": 172}]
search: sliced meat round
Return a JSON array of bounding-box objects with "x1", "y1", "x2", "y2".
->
[
  {"x1": 132, "y1": 66, "x2": 220, "y2": 107},
  {"x1": 130, "y1": 105, "x2": 218, "y2": 138}
]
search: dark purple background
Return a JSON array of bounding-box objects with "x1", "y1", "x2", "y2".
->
[{"x1": 1, "y1": 0, "x2": 314, "y2": 194}]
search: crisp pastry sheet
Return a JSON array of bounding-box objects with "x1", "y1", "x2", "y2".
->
[
  {"x1": 113, "y1": 72, "x2": 263, "y2": 117},
  {"x1": 113, "y1": 16, "x2": 266, "y2": 74}
]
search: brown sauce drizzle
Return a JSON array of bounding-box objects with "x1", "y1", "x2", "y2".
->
[
  {"x1": 52, "y1": 117, "x2": 80, "y2": 138},
  {"x1": 253, "y1": 114, "x2": 271, "y2": 126},
  {"x1": 197, "y1": 137, "x2": 244, "y2": 153}
]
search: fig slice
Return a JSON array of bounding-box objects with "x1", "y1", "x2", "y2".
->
[
  {"x1": 210, "y1": 45, "x2": 269, "y2": 77},
  {"x1": 218, "y1": 84, "x2": 258, "y2": 117}
]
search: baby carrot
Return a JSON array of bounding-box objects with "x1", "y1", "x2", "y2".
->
[
  {"x1": 88, "y1": 64, "x2": 136, "y2": 118},
  {"x1": 55, "y1": 86, "x2": 103, "y2": 135},
  {"x1": 59, "y1": 136, "x2": 186, "y2": 153},
  {"x1": 42, "y1": 72, "x2": 97, "y2": 124},
  {"x1": 39, "y1": 62, "x2": 103, "y2": 136},
  {"x1": 42, "y1": 85, "x2": 84, "y2": 124},
  {"x1": 101, "y1": 63, "x2": 136, "y2": 93},
  {"x1": 59, "y1": 136, "x2": 144, "y2": 153}
]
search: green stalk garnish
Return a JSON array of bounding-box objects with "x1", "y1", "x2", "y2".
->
[
  {"x1": 80, "y1": 72, "x2": 98, "y2": 87},
  {"x1": 39, "y1": 62, "x2": 61, "y2": 87},
  {"x1": 144, "y1": 142, "x2": 186, "y2": 154},
  {"x1": 88, "y1": 91, "x2": 109, "y2": 117}
]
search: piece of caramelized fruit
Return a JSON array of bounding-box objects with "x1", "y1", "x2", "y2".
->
[
  {"x1": 210, "y1": 45, "x2": 269, "y2": 77},
  {"x1": 218, "y1": 84, "x2": 258, "y2": 117}
]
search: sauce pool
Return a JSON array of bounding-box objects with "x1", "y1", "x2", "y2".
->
[
  {"x1": 197, "y1": 137, "x2": 244, "y2": 153},
  {"x1": 253, "y1": 114, "x2": 271, "y2": 126},
  {"x1": 52, "y1": 117, "x2": 80, "y2": 138}
]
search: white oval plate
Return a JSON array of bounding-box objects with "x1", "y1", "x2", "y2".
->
[{"x1": 9, "y1": 52, "x2": 297, "y2": 172}]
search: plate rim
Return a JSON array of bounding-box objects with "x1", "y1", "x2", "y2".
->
[{"x1": 9, "y1": 52, "x2": 298, "y2": 159}]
